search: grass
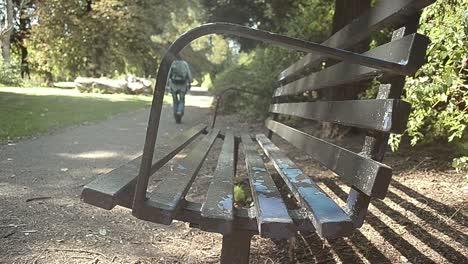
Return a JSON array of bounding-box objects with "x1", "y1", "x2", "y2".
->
[{"x1": 0, "y1": 87, "x2": 168, "y2": 142}]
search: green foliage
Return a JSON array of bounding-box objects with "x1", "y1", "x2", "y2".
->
[
  {"x1": 213, "y1": 47, "x2": 295, "y2": 119},
  {"x1": 0, "y1": 60, "x2": 22, "y2": 86},
  {"x1": 23, "y1": 0, "x2": 230, "y2": 83},
  {"x1": 27, "y1": 0, "x2": 169, "y2": 80},
  {"x1": 150, "y1": 1, "x2": 219, "y2": 81},
  {"x1": 234, "y1": 185, "x2": 247, "y2": 205},
  {"x1": 282, "y1": 0, "x2": 334, "y2": 40},
  {"x1": 234, "y1": 183, "x2": 252, "y2": 207},
  {"x1": 212, "y1": 0, "x2": 333, "y2": 119},
  {"x1": 389, "y1": 1, "x2": 467, "y2": 157},
  {"x1": 201, "y1": 73, "x2": 213, "y2": 89},
  {"x1": 452, "y1": 156, "x2": 468, "y2": 174},
  {"x1": 200, "y1": 0, "x2": 334, "y2": 50}
]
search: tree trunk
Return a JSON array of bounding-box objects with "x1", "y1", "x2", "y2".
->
[
  {"x1": 1, "y1": 0, "x2": 13, "y2": 63},
  {"x1": 321, "y1": 0, "x2": 371, "y2": 138},
  {"x1": 17, "y1": 2, "x2": 31, "y2": 79},
  {"x1": 332, "y1": 0, "x2": 371, "y2": 35},
  {"x1": 20, "y1": 43, "x2": 30, "y2": 78}
]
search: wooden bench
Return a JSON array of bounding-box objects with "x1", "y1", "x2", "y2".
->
[{"x1": 81, "y1": 1, "x2": 435, "y2": 263}]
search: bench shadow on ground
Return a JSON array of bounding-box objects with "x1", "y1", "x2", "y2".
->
[
  {"x1": 271, "y1": 139, "x2": 468, "y2": 264},
  {"x1": 268, "y1": 177, "x2": 467, "y2": 264},
  {"x1": 180, "y1": 119, "x2": 468, "y2": 264},
  {"x1": 301, "y1": 179, "x2": 466, "y2": 264}
]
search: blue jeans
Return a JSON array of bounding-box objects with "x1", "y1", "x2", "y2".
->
[{"x1": 171, "y1": 89, "x2": 185, "y2": 116}]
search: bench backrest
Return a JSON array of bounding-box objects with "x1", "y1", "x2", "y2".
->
[{"x1": 267, "y1": 0, "x2": 434, "y2": 226}]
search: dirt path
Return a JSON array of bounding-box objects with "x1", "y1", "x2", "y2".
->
[
  {"x1": 1, "y1": 92, "x2": 467, "y2": 264},
  {"x1": 0, "y1": 93, "x2": 222, "y2": 263}
]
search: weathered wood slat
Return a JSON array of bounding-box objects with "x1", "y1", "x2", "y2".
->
[
  {"x1": 269, "y1": 99, "x2": 411, "y2": 133},
  {"x1": 81, "y1": 124, "x2": 207, "y2": 210},
  {"x1": 200, "y1": 131, "x2": 235, "y2": 234},
  {"x1": 143, "y1": 129, "x2": 220, "y2": 225},
  {"x1": 279, "y1": 0, "x2": 435, "y2": 82},
  {"x1": 241, "y1": 134, "x2": 294, "y2": 238},
  {"x1": 256, "y1": 134, "x2": 353, "y2": 239},
  {"x1": 265, "y1": 120, "x2": 392, "y2": 198},
  {"x1": 150, "y1": 201, "x2": 315, "y2": 237},
  {"x1": 275, "y1": 33, "x2": 429, "y2": 97}
]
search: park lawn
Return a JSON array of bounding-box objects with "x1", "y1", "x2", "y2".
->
[{"x1": 0, "y1": 87, "x2": 165, "y2": 142}]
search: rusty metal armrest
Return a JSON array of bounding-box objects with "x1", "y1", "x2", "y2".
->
[{"x1": 132, "y1": 22, "x2": 417, "y2": 218}]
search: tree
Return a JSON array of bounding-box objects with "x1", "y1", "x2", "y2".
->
[
  {"x1": 0, "y1": 0, "x2": 14, "y2": 63},
  {"x1": 200, "y1": 0, "x2": 309, "y2": 50},
  {"x1": 150, "y1": 0, "x2": 229, "y2": 82},
  {"x1": 27, "y1": 0, "x2": 172, "y2": 81},
  {"x1": 210, "y1": 0, "x2": 334, "y2": 118},
  {"x1": 11, "y1": 0, "x2": 35, "y2": 78},
  {"x1": 390, "y1": 0, "x2": 467, "y2": 170},
  {"x1": 24, "y1": 0, "x2": 226, "y2": 83}
]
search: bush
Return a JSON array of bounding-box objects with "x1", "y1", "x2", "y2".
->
[
  {"x1": 211, "y1": 0, "x2": 333, "y2": 119},
  {"x1": 0, "y1": 60, "x2": 22, "y2": 86},
  {"x1": 212, "y1": 48, "x2": 296, "y2": 119},
  {"x1": 390, "y1": 1, "x2": 467, "y2": 169},
  {"x1": 212, "y1": 0, "x2": 467, "y2": 170},
  {"x1": 452, "y1": 156, "x2": 468, "y2": 174}
]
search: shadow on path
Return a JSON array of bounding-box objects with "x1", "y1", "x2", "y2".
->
[{"x1": 286, "y1": 178, "x2": 467, "y2": 264}]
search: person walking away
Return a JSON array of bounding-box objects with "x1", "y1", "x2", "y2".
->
[{"x1": 168, "y1": 58, "x2": 192, "y2": 124}]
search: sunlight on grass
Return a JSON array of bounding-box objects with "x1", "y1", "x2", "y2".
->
[
  {"x1": 0, "y1": 87, "x2": 170, "y2": 142},
  {"x1": 0, "y1": 87, "x2": 154, "y2": 102}
]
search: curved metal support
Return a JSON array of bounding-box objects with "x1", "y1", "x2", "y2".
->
[{"x1": 132, "y1": 22, "x2": 413, "y2": 217}]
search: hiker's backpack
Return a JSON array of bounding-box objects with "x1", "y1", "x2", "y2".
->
[{"x1": 170, "y1": 60, "x2": 189, "y2": 84}]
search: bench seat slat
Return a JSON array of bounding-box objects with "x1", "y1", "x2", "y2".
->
[
  {"x1": 145, "y1": 129, "x2": 220, "y2": 225},
  {"x1": 266, "y1": 120, "x2": 392, "y2": 198},
  {"x1": 275, "y1": 33, "x2": 429, "y2": 97},
  {"x1": 256, "y1": 134, "x2": 353, "y2": 239},
  {"x1": 81, "y1": 124, "x2": 207, "y2": 210},
  {"x1": 270, "y1": 99, "x2": 411, "y2": 133},
  {"x1": 200, "y1": 131, "x2": 235, "y2": 234},
  {"x1": 241, "y1": 134, "x2": 294, "y2": 238},
  {"x1": 279, "y1": 0, "x2": 435, "y2": 82}
]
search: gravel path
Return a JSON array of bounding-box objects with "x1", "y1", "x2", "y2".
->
[
  {"x1": 0, "y1": 94, "x2": 220, "y2": 263},
  {"x1": 1, "y1": 91, "x2": 466, "y2": 264}
]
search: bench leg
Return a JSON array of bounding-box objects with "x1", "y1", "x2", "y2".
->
[{"x1": 220, "y1": 231, "x2": 254, "y2": 264}]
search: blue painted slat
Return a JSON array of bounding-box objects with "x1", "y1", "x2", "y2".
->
[
  {"x1": 241, "y1": 134, "x2": 294, "y2": 238},
  {"x1": 200, "y1": 131, "x2": 235, "y2": 234},
  {"x1": 256, "y1": 134, "x2": 354, "y2": 239}
]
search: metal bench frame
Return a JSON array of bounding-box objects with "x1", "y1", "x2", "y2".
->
[{"x1": 82, "y1": 1, "x2": 435, "y2": 263}]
